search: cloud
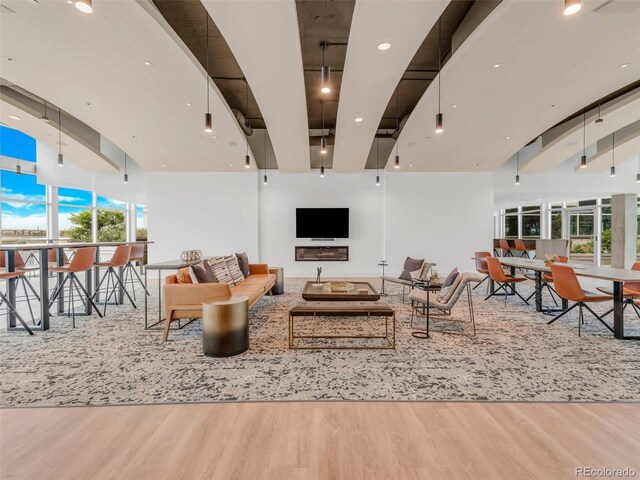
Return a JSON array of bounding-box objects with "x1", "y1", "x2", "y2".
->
[
  {"x1": 1, "y1": 212, "x2": 47, "y2": 230},
  {"x1": 1, "y1": 188, "x2": 46, "y2": 203},
  {"x1": 58, "y1": 195, "x2": 87, "y2": 204}
]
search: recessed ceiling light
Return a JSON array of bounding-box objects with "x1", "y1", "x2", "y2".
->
[
  {"x1": 84, "y1": 102, "x2": 92, "y2": 106},
  {"x1": 213, "y1": 135, "x2": 217, "y2": 139},
  {"x1": 493, "y1": 63, "x2": 501, "y2": 68},
  {"x1": 8, "y1": 115, "x2": 21, "y2": 120},
  {"x1": 452, "y1": 104, "x2": 457, "y2": 108},
  {"x1": 144, "y1": 60, "x2": 153, "y2": 66},
  {"x1": 354, "y1": 117, "x2": 363, "y2": 123},
  {"x1": 7, "y1": 57, "x2": 16, "y2": 62},
  {"x1": 161, "y1": 163, "x2": 166, "y2": 167},
  {"x1": 506, "y1": 136, "x2": 510, "y2": 140},
  {"x1": 67, "y1": 0, "x2": 72, "y2": 3},
  {"x1": 620, "y1": 63, "x2": 630, "y2": 69},
  {"x1": 186, "y1": 102, "x2": 192, "y2": 106},
  {"x1": 229, "y1": 164, "x2": 233, "y2": 167},
  {"x1": 409, "y1": 163, "x2": 413, "y2": 167},
  {"x1": 563, "y1": 0, "x2": 581, "y2": 15},
  {"x1": 75, "y1": 0, "x2": 92, "y2": 13},
  {"x1": 377, "y1": 42, "x2": 391, "y2": 51},
  {"x1": 229, "y1": 141, "x2": 238, "y2": 147}
]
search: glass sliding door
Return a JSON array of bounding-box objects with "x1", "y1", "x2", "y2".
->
[{"x1": 569, "y1": 208, "x2": 596, "y2": 264}]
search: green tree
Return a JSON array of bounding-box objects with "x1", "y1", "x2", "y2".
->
[
  {"x1": 68, "y1": 210, "x2": 125, "y2": 242},
  {"x1": 600, "y1": 228, "x2": 611, "y2": 253},
  {"x1": 551, "y1": 214, "x2": 562, "y2": 239}
]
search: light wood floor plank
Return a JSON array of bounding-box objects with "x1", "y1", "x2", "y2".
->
[{"x1": 1, "y1": 402, "x2": 639, "y2": 480}]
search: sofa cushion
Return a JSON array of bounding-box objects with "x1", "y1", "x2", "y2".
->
[
  {"x1": 208, "y1": 257, "x2": 234, "y2": 285},
  {"x1": 176, "y1": 267, "x2": 193, "y2": 284},
  {"x1": 235, "y1": 252, "x2": 250, "y2": 277},
  {"x1": 225, "y1": 255, "x2": 245, "y2": 285},
  {"x1": 240, "y1": 273, "x2": 276, "y2": 291},
  {"x1": 231, "y1": 284, "x2": 263, "y2": 306},
  {"x1": 189, "y1": 260, "x2": 214, "y2": 283},
  {"x1": 399, "y1": 257, "x2": 424, "y2": 281}
]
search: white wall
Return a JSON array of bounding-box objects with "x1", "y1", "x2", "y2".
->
[
  {"x1": 146, "y1": 172, "x2": 259, "y2": 263},
  {"x1": 385, "y1": 172, "x2": 495, "y2": 276},
  {"x1": 258, "y1": 170, "x2": 385, "y2": 277}
]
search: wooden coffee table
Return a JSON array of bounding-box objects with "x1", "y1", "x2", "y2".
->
[{"x1": 301, "y1": 281, "x2": 380, "y2": 301}]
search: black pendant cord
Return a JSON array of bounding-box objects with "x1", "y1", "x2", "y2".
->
[
  {"x1": 582, "y1": 108, "x2": 586, "y2": 156},
  {"x1": 245, "y1": 79, "x2": 250, "y2": 156},
  {"x1": 321, "y1": 100, "x2": 325, "y2": 170},
  {"x1": 264, "y1": 128, "x2": 268, "y2": 172},
  {"x1": 206, "y1": 18, "x2": 210, "y2": 114},
  {"x1": 125, "y1": 153, "x2": 127, "y2": 176},
  {"x1": 438, "y1": 18, "x2": 441, "y2": 114},
  {"x1": 376, "y1": 137, "x2": 379, "y2": 174},
  {"x1": 611, "y1": 132, "x2": 615, "y2": 168},
  {"x1": 396, "y1": 87, "x2": 400, "y2": 156},
  {"x1": 58, "y1": 107, "x2": 62, "y2": 155}
]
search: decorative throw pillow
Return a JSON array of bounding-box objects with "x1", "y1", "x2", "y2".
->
[
  {"x1": 437, "y1": 273, "x2": 462, "y2": 302},
  {"x1": 189, "y1": 260, "x2": 214, "y2": 284},
  {"x1": 441, "y1": 268, "x2": 459, "y2": 288},
  {"x1": 176, "y1": 267, "x2": 193, "y2": 284},
  {"x1": 235, "y1": 252, "x2": 250, "y2": 277},
  {"x1": 399, "y1": 257, "x2": 424, "y2": 281},
  {"x1": 225, "y1": 255, "x2": 245, "y2": 285},
  {"x1": 207, "y1": 257, "x2": 234, "y2": 285},
  {"x1": 411, "y1": 262, "x2": 432, "y2": 280}
]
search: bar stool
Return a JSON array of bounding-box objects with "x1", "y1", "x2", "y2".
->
[
  {"x1": 92, "y1": 245, "x2": 137, "y2": 315},
  {"x1": 48, "y1": 248, "x2": 70, "y2": 268},
  {"x1": 473, "y1": 251, "x2": 492, "y2": 293},
  {"x1": 49, "y1": 247, "x2": 103, "y2": 327},
  {"x1": 0, "y1": 271, "x2": 34, "y2": 335},
  {"x1": 0, "y1": 252, "x2": 40, "y2": 325},
  {"x1": 484, "y1": 257, "x2": 529, "y2": 306},
  {"x1": 499, "y1": 239, "x2": 513, "y2": 257},
  {"x1": 514, "y1": 239, "x2": 533, "y2": 258},
  {"x1": 547, "y1": 263, "x2": 613, "y2": 336},
  {"x1": 123, "y1": 244, "x2": 149, "y2": 301}
]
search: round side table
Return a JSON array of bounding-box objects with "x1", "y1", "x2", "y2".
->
[
  {"x1": 202, "y1": 295, "x2": 249, "y2": 357},
  {"x1": 269, "y1": 267, "x2": 284, "y2": 295}
]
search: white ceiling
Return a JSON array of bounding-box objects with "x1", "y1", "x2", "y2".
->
[
  {"x1": 389, "y1": 0, "x2": 640, "y2": 172},
  {"x1": 0, "y1": 0, "x2": 255, "y2": 172},
  {"x1": 332, "y1": 0, "x2": 449, "y2": 172},
  {"x1": 1, "y1": 99, "x2": 114, "y2": 173},
  {"x1": 523, "y1": 89, "x2": 640, "y2": 173},
  {"x1": 203, "y1": 0, "x2": 310, "y2": 172}
]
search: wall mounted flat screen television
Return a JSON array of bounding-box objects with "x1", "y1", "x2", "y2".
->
[{"x1": 296, "y1": 208, "x2": 349, "y2": 238}]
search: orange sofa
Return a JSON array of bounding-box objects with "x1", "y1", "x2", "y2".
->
[{"x1": 162, "y1": 263, "x2": 276, "y2": 341}]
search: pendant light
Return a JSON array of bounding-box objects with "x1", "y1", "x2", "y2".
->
[
  {"x1": 564, "y1": 0, "x2": 581, "y2": 15},
  {"x1": 435, "y1": 19, "x2": 443, "y2": 134},
  {"x1": 320, "y1": 0, "x2": 331, "y2": 94},
  {"x1": 579, "y1": 108, "x2": 587, "y2": 168},
  {"x1": 15, "y1": 135, "x2": 21, "y2": 175},
  {"x1": 57, "y1": 107, "x2": 64, "y2": 167},
  {"x1": 610, "y1": 132, "x2": 616, "y2": 177},
  {"x1": 636, "y1": 154, "x2": 639, "y2": 183},
  {"x1": 394, "y1": 86, "x2": 400, "y2": 168},
  {"x1": 123, "y1": 152, "x2": 129, "y2": 184},
  {"x1": 41, "y1": 100, "x2": 50, "y2": 123},
  {"x1": 595, "y1": 103, "x2": 604, "y2": 124},
  {"x1": 375, "y1": 137, "x2": 380, "y2": 186},
  {"x1": 74, "y1": 0, "x2": 92, "y2": 13},
  {"x1": 320, "y1": 101, "x2": 327, "y2": 155},
  {"x1": 244, "y1": 79, "x2": 251, "y2": 168},
  {"x1": 263, "y1": 130, "x2": 268, "y2": 185},
  {"x1": 204, "y1": 17, "x2": 213, "y2": 134},
  {"x1": 515, "y1": 151, "x2": 520, "y2": 185}
]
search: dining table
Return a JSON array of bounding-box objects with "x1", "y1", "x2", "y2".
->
[
  {"x1": 480, "y1": 256, "x2": 640, "y2": 340},
  {"x1": 1, "y1": 241, "x2": 152, "y2": 332}
]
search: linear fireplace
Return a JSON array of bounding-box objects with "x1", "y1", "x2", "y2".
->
[{"x1": 295, "y1": 246, "x2": 349, "y2": 262}]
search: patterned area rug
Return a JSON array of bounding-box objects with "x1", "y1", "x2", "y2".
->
[{"x1": 1, "y1": 279, "x2": 639, "y2": 406}]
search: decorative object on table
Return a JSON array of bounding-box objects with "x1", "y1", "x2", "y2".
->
[
  {"x1": 202, "y1": 295, "x2": 249, "y2": 357},
  {"x1": 323, "y1": 281, "x2": 354, "y2": 293},
  {"x1": 358, "y1": 288, "x2": 368, "y2": 295},
  {"x1": 314, "y1": 266, "x2": 323, "y2": 286},
  {"x1": 429, "y1": 269, "x2": 441, "y2": 283},
  {"x1": 180, "y1": 250, "x2": 202, "y2": 262},
  {"x1": 378, "y1": 260, "x2": 388, "y2": 294},
  {"x1": 269, "y1": 267, "x2": 284, "y2": 295},
  {"x1": 302, "y1": 281, "x2": 380, "y2": 301},
  {"x1": 543, "y1": 254, "x2": 561, "y2": 265}
]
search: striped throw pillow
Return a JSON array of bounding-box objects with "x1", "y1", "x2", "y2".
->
[
  {"x1": 207, "y1": 257, "x2": 234, "y2": 285},
  {"x1": 224, "y1": 255, "x2": 245, "y2": 285}
]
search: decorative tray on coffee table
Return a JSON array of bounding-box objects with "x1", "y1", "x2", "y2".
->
[{"x1": 322, "y1": 281, "x2": 355, "y2": 293}]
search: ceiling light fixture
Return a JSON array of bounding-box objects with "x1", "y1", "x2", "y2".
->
[
  {"x1": 620, "y1": 63, "x2": 630, "y2": 69},
  {"x1": 41, "y1": 100, "x2": 50, "y2": 123},
  {"x1": 74, "y1": 0, "x2": 92, "y2": 13},
  {"x1": 564, "y1": 0, "x2": 581, "y2": 15},
  {"x1": 493, "y1": 63, "x2": 501, "y2": 68},
  {"x1": 610, "y1": 132, "x2": 616, "y2": 177},
  {"x1": 186, "y1": 102, "x2": 192, "y2": 107},
  {"x1": 354, "y1": 117, "x2": 363, "y2": 123},
  {"x1": 57, "y1": 107, "x2": 64, "y2": 167},
  {"x1": 320, "y1": 100, "x2": 327, "y2": 155},
  {"x1": 580, "y1": 108, "x2": 587, "y2": 168},
  {"x1": 320, "y1": 0, "x2": 331, "y2": 94},
  {"x1": 375, "y1": 137, "x2": 381, "y2": 186},
  {"x1": 515, "y1": 151, "x2": 520, "y2": 185},
  {"x1": 394, "y1": 86, "x2": 400, "y2": 169},
  {"x1": 378, "y1": 42, "x2": 391, "y2": 51},
  {"x1": 435, "y1": 19, "x2": 443, "y2": 134},
  {"x1": 144, "y1": 61, "x2": 153, "y2": 66},
  {"x1": 595, "y1": 103, "x2": 604, "y2": 123},
  {"x1": 7, "y1": 57, "x2": 16, "y2": 62},
  {"x1": 636, "y1": 153, "x2": 640, "y2": 183},
  {"x1": 244, "y1": 78, "x2": 251, "y2": 169},
  {"x1": 204, "y1": 17, "x2": 213, "y2": 134},
  {"x1": 124, "y1": 152, "x2": 129, "y2": 184},
  {"x1": 15, "y1": 135, "x2": 21, "y2": 175},
  {"x1": 8, "y1": 114, "x2": 20, "y2": 121},
  {"x1": 263, "y1": 130, "x2": 268, "y2": 185}
]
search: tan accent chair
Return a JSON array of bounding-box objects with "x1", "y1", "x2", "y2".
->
[{"x1": 162, "y1": 263, "x2": 276, "y2": 341}]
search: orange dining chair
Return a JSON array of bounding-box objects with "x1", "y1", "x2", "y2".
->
[
  {"x1": 499, "y1": 239, "x2": 513, "y2": 257},
  {"x1": 123, "y1": 244, "x2": 149, "y2": 301},
  {"x1": 484, "y1": 257, "x2": 529, "y2": 306},
  {"x1": 49, "y1": 247, "x2": 103, "y2": 327},
  {"x1": 473, "y1": 251, "x2": 492, "y2": 293},
  {"x1": 47, "y1": 248, "x2": 70, "y2": 267},
  {"x1": 525, "y1": 255, "x2": 568, "y2": 306},
  {"x1": 547, "y1": 263, "x2": 613, "y2": 336},
  {"x1": 514, "y1": 239, "x2": 534, "y2": 258},
  {"x1": 92, "y1": 245, "x2": 136, "y2": 315}
]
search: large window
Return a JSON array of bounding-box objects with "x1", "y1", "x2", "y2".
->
[
  {"x1": 550, "y1": 203, "x2": 563, "y2": 239},
  {"x1": 96, "y1": 195, "x2": 126, "y2": 242},
  {"x1": 58, "y1": 187, "x2": 93, "y2": 243},
  {"x1": 504, "y1": 208, "x2": 518, "y2": 238},
  {"x1": 522, "y1": 205, "x2": 541, "y2": 238},
  {"x1": 136, "y1": 204, "x2": 147, "y2": 240},
  {"x1": 0, "y1": 171, "x2": 47, "y2": 244}
]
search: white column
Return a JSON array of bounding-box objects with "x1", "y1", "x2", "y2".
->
[
  {"x1": 126, "y1": 203, "x2": 136, "y2": 241},
  {"x1": 48, "y1": 186, "x2": 59, "y2": 241},
  {"x1": 611, "y1": 194, "x2": 638, "y2": 269},
  {"x1": 540, "y1": 203, "x2": 550, "y2": 239}
]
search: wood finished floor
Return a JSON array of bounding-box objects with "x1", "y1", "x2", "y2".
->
[{"x1": 1, "y1": 402, "x2": 639, "y2": 480}]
